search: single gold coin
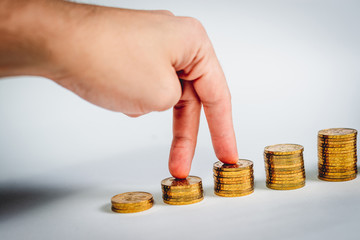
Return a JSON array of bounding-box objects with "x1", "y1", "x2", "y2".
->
[
  {"x1": 163, "y1": 197, "x2": 204, "y2": 205},
  {"x1": 162, "y1": 194, "x2": 204, "y2": 201},
  {"x1": 264, "y1": 144, "x2": 304, "y2": 155},
  {"x1": 214, "y1": 178, "x2": 254, "y2": 185},
  {"x1": 266, "y1": 183, "x2": 305, "y2": 190},
  {"x1": 162, "y1": 190, "x2": 203, "y2": 198},
  {"x1": 265, "y1": 165, "x2": 304, "y2": 172},
  {"x1": 214, "y1": 183, "x2": 253, "y2": 190},
  {"x1": 214, "y1": 189, "x2": 254, "y2": 197},
  {"x1": 267, "y1": 177, "x2": 306, "y2": 183},
  {"x1": 264, "y1": 153, "x2": 303, "y2": 159},
  {"x1": 111, "y1": 192, "x2": 153, "y2": 213},
  {"x1": 267, "y1": 168, "x2": 305, "y2": 174},
  {"x1": 318, "y1": 142, "x2": 357, "y2": 147},
  {"x1": 318, "y1": 128, "x2": 357, "y2": 138},
  {"x1": 213, "y1": 170, "x2": 253, "y2": 178},
  {"x1": 161, "y1": 176, "x2": 202, "y2": 188},
  {"x1": 213, "y1": 159, "x2": 253, "y2": 172},
  {"x1": 318, "y1": 163, "x2": 357, "y2": 169},
  {"x1": 317, "y1": 148, "x2": 357, "y2": 154},
  {"x1": 318, "y1": 174, "x2": 357, "y2": 182},
  {"x1": 318, "y1": 137, "x2": 357, "y2": 142},
  {"x1": 317, "y1": 152, "x2": 357, "y2": 158}
]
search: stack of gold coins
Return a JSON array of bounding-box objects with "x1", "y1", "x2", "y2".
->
[
  {"x1": 318, "y1": 128, "x2": 358, "y2": 182},
  {"x1": 213, "y1": 159, "x2": 254, "y2": 197},
  {"x1": 264, "y1": 144, "x2": 306, "y2": 190},
  {"x1": 161, "y1": 176, "x2": 203, "y2": 205},
  {"x1": 111, "y1": 192, "x2": 153, "y2": 213}
]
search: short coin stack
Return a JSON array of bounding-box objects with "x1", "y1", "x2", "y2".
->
[
  {"x1": 264, "y1": 144, "x2": 306, "y2": 190},
  {"x1": 161, "y1": 176, "x2": 203, "y2": 205},
  {"x1": 318, "y1": 128, "x2": 358, "y2": 182},
  {"x1": 111, "y1": 192, "x2": 153, "y2": 213},
  {"x1": 213, "y1": 159, "x2": 254, "y2": 197}
]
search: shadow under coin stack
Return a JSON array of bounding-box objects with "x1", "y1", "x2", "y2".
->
[
  {"x1": 161, "y1": 176, "x2": 203, "y2": 205},
  {"x1": 111, "y1": 192, "x2": 154, "y2": 213},
  {"x1": 264, "y1": 144, "x2": 306, "y2": 190},
  {"x1": 213, "y1": 159, "x2": 254, "y2": 197},
  {"x1": 318, "y1": 128, "x2": 358, "y2": 182}
]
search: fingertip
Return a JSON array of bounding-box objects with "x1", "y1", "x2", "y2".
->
[
  {"x1": 219, "y1": 157, "x2": 238, "y2": 164},
  {"x1": 216, "y1": 149, "x2": 239, "y2": 164},
  {"x1": 169, "y1": 160, "x2": 190, "y2": 179}
]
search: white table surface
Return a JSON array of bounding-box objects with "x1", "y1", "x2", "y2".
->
[{"x1": 1, "y1": 1, "x2": 360, "y2": 239}]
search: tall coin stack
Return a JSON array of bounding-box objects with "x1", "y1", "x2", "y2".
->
[
  {"x1": 318, "y1": 128, "x2": 358, "y2": 182},
  {"x1": 161, "y1": 176, "x2": 204, "y2": 205},
  {"x1": 264, "y1": 144, "x2": 306, "y2": 190},
  {"x1": 213, "y1": 159, "x2": 254, "y2": 197}
]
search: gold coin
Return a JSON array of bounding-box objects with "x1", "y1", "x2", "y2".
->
[
  {"x1": 213, "y1": 170, "x2": 253, "y2": 177},
  {"x1": 266, "y1": 179, "x2": 305, "y2": 184},
  {"x1": 163, "y1": 197, "x2": 204, "y2": 205},
  {"x1": 318, "y1": 171, "x2": 357, "y2": 176},
  {"x1": 318, "y1": 135, "x2": 357, "y2": 140},
  {"x1": 319, "y1": 166, "x2": 357, "y2": 171},
  {"x1": 318, "y1": 148, "x2": 356, "y2": 154},
  {"x1": 111, "y1": 192, "x2": 153, "y2": 213},
  {"x1": 111, "y1": 206, "x2": 152, "y2": 213},
  {"x1": 318, "y1": 156, "x2": 357, "y2": 161},
  {"x1": 267, "y1": 180, "x2": 305, "y2": 185},
  {"x1": 267, "y1": 174, "x2": 305, "y2": 180},
  {"x1": 264, "y1": 144, "x2": 304, "y2": 155},
  {"x1": 319, "y1": 171, "x2": 357, "y2": 177},
  {"x1": 214, "y1": 183, "x2": 253, "y2": 190},
  {"x1": 264, "y1": 153, "x2": 303, "y2": 160},
  {"x1": 213, "y1": 159, "x2": 253, "y2": 172},
  {"x1": 162, "y1": 190, "x2": 203, "y2": 197},
  {"x1": 214, "y1": 189, "x2": 254, "y2": 197},
  {"x1": 214, "y1": 178, "x2": 254, "y2": 185},
  {"x1": 265, "y1": 165, "x2": 304, "y2": 172},
  {"x1": 266, "y1": 183, "x2": 305, "y2": 190},
  {"x1": 162, "y1": 194, "x2": 203, "y2": 201},
  {"x1": 318, "y1": 163, "x2": 357, "y2": 168},
  {"x1": 319, "y1": 139, "x2": 357, "y2": 143},
  {"x1": 266, "y1": 168, "x2": 305, "y2": 174},
  {"x1": 161, "y1": 176, "x2": 202, "y2": 188},
  {"x1": 317, "y1": 153, "x2": 357, "y2": 158},
  {"x1": 318, "y1": 143, "x2": 356, "y2": 148},
  {"x1": 213, "y1": 174, "x2": 253, "y2": 180},
  {"x1": 265, "y1": 161, "x2": 304, "y2": 167},
  {"x1": 318, "y1": 144, "x2": 357, "y2": 149},
  {"x1": 265, "y1": 162, "x2": 304, "y2": 168},
  {"x1": 318, "y1": 174, "x2": 356, "y2": 180},
  {"x1": 318, "y1": 128, "x2": 357, "y2": 138},
  {"x1": 318, "y1": 174, "x2": 357, "y2": 182},
  {"x1": 266, "y1": 178, "x2": 305, "y2": 183},
  {"x1": 318, "y1": 157, "x2": 357, "y2": 163},
  {"x1": 161, "y1": 185, "x2": 202, "y2": 192},
  {"x1": 268, "y1": 173, "x2": 305, "y2": 179}
]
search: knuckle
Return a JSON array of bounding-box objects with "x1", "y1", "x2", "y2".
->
[
  {"x1": 182, "y1": 17, "x2": 206, "y2": 33},
  {"x1": 156, "y1": 10, "x2": 174, "y2": 16}
]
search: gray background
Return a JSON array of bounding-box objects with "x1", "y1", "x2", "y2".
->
[{"x1": 1, "y1": 0, "x2": 359, "y2": 239}]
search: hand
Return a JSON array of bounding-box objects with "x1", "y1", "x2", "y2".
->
[{"x1": 0, "y1": 0, "x2": 238, "y2": 178}]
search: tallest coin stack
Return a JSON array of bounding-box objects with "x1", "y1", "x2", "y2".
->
[{"x1": 318, "y1": 128, "x2": 358, "y2": 182}]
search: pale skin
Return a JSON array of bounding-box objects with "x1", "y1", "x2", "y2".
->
[{"x1": 0, "y1": 0, "x2": 238, "y2": 178}]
